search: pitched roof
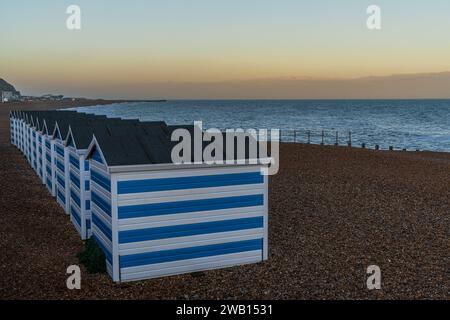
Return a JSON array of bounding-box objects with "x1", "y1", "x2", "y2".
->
[
  {"x1": 89, "y1": 121, "x2": 174, "y2": 166},
  {"x1": 13, "y1": 110, "x2": 261, "y2": 167}
]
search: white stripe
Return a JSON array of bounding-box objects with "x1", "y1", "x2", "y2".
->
[
  {"x1": 119, "y1": 228, "x2": 264, "y2": 255},
  {"x1": 70, "y1": 166, "x2": 80, "y2": 176},
  {"x1": 115, "y1": 166, "x2": 262, "y2": 181},
  {"x1": 91, "y1": 183, "x2": 111, "y2": 202},
  {"x1": 118, "y1": 184, "x2": 264, "y2": 206},
  {"x1": 70, "y1": 198, "x2": 81, "y2": 213},
  {"x1": 90, "y1": 160, "x2": 107, "y2": 173},
  {"x1": 119, "y1": 207, "x2": 264, "y2": 230}
]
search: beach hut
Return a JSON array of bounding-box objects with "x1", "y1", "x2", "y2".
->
[
  {"x1": 19, "y1": 111, "x2": 27, "y2": 154},
  {"x1": 66, "y1": 123, "x2": 98, "y2": 239},
  {"x1": 27, "y1": 113, "x2": 38, "y2": 169},
  {"x1": 42, "y1": 115, "x2": 58, "y2": 193},
  {"x1": 52, "y1": 116, "x2": 88, "y2": 212},
  {"x1": 39, "y1": 111, "x2": 78, "y2": 196},
  {"x1": 23, "y1": 113, "x2": 31, "y2": 163},
  {"x1": 34, "y1": 116, "x2": 44, "y2": 180},
  {"x1": 85, "y1": 124, "x2": 269, "y2": 282},
  {"x1": 30, "y1": 116, "x2": 38, "y2": 172},
  {"x1": 21, "y1": 112, "x2": 27, "y2": 154},
  {"x1": 22, "y1": 111, "x2": 55, "y2": 186},
  {"x1": 14, "y1": 111, "x2": 22, "y2": 152},
  {"x1": 9, "y1": 111, "x2": 16, "y2": 146},
  {"x1": 65, "y1": 117, "x2": 141, "y2": 239},
  {"x1": 32, "y1": 111, "x2": 62, "y2": 183},
  {"x1": 27, "y1": 112, "x2": 47, "y2": 179},
  {"x1": 55, "y1": 118, "x2": 72, "y2": 209},
  {"x1": 27, "y1": 114, "x2": 36, "y2": 167},
  {"x1": 16, "y1": 111, "x2": 24, "y2": 154}
]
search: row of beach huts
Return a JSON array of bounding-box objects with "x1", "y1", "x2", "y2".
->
[{"x1": 8, "y1": 110, "x2": 269, "y2": 282}]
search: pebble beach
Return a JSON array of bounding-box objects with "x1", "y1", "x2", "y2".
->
[{"x1": 0, "y1": 101, "x2": 448, "y2": 299}]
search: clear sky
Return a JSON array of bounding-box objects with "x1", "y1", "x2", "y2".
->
[{"x1": 1, "y1": 0, "x2": 450, "y2": 99}]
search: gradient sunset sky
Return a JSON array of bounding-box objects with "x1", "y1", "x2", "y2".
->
[{"x1": 1, "y1": 0, "x2": 450, "y2": 99}]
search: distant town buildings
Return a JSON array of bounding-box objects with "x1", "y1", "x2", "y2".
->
[
  {"x1": 1, "y1": 78, "x2": 72, "y2": 103},
  {"x1": 0, "y1": 78, "x2": 21, "y2": 102},
  {"x1": 1, "y1": 90, "x2": 21, "y2": 102}
]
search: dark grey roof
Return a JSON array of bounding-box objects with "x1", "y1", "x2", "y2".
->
[
  {"x1": 13, "y1": 109, "x2": 260, "y2": 167},
  {"x1": 67, "y1": 118, "x2": 140, "y2": 150},
  {"x1": 90, "y1": 121, "x2": 173, "y2": 166}
]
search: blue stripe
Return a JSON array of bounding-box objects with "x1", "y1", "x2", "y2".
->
[
  {"x1": 56, "y1": 160, "x2": 65, "y2": 173},
  {"x1": 71, "y1": 205, "x2": 81, "y2": 227},
  {"x1": 92, "y1": 213, "x2": 112, "y2": 241},
  {"x1": 57, "y1": 175, "x2": 65, "y2": 188},
  {"x1": 91, "y1": 192, "x2": 111, "y2": 216},
  {"x1": 84, "y1": 160, "x2": 90, "y2": 171},
  {"x1": 46, "y1": 153, "x2": 51, "y2": 163},
  {"x1": 118, "y1": 172, "x2": 264, "y2": 194},
  {"x1": 57, "y1": 190, "x2": 65, "y2": 204},
  {"x1": 85, "y1": 200, "x2": 91, "y2": 210},
  {"x1": 71, "y1": 189, "x2": 81, "y2": 207},
  {"x1": 86, "y1": 219, "x2": 91, "y2": 230},
  {"x1": 46, "y1": 165, "x2": 51, "y2": 176},
  {"x1": 92, "y1": 148, "x2": 104, "y2": 164},
  {"x1": 91, "y1": 169, "x2": 111, "y2": 192},
  {"x1": 45, "y1": 140, "x2": 51, "y2": 149},
  {"x1": 120, "y1": 238, "x2": 263, "y2": 268},
  {"x1": 85, "y1": 180, "x2": 90, "y2": 191},
  {"x1": 118, "y1": 194, "x2": 264, "y2": 219},
  {"x1": 92, "y1": 234, "x2": 112, "y2": 265},
  {"x1": 56, "y1": 145, "x2": 64, "y2": 157},
  {"x1": 119, "y1": 216, "x2": 264, "y2": 244},
  {"x1": 46, "y1": 178, "x2": 52, "y2": 189},
  {"x1": 70, "y1": 171, "x2": 80, "y2": 189},
  {"x1": 69, "y1": 154, "x2": 80, "y2": 169}
]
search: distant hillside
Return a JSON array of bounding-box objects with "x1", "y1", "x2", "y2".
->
[{"x1": 0, "y1": 78, "x2": 19, "y2": 93}]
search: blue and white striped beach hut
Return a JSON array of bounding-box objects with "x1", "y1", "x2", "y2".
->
[
  {"x1": 66, "y1": 123, "x2": 96, "y2": 239},
  {"x1": 20, "y1": 111, "x2": 27, "y2": 154},
  {"x1": 65, "y1": 116, "x2": 140, "y2": 240},
  {"x1": 12, "y1": 111, "x2": 25, "y2": 154},
  {"x1": 53, "y1": 119, "x2": 72, "y2": 213},
  {"x1": 39, "y1": 112, "x2": 77, "y2": 196},
  {"x1": 9, "y1": 111, "x2": 16, "y2": 146},
  {"x1": 85, "y1": 124, "x2": 269, "y2": 282},
  {"x1": 23, "y1": 113, "x2": 32, "y2": 164},
  {"x1": 14, "y1": 111, "x2": 22, "y2": 152}
]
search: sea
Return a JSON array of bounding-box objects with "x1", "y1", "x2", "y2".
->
[{"x1": 71, "y1": 99, "x2": 450, "y2": 152}]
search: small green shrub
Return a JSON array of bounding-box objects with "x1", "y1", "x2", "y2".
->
[{"x1": 77, "y1": 238, "x2": 107, "y2": 274}]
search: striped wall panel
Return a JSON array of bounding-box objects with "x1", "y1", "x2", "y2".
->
[
  {"x1": 89, "y1": 159, "x2": 113, "y2": 265},
  {"x1": 115, "y1": 166, "x2": 267, "y2": 282},
  {"x1": 54, "y1": 141, "x2": 70, "y2": 214},
  {"x1": 69, "y1": 149, "x2": 92, "y2": 240}
]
